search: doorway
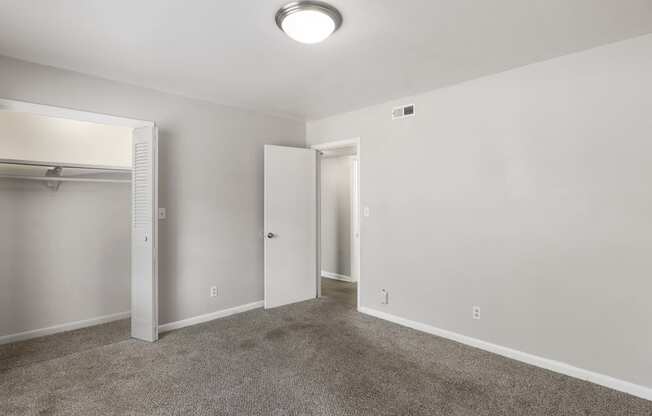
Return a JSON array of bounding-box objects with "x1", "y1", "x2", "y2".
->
[
  {"x1": 263, "y1": 138, "x2": 360, "y2": 310},
  {"x1": 313, "y1": 139, "x2": 360, "y2": 309}
]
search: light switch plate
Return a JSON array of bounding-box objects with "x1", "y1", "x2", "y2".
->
[
  {"x1": 158, "y1": 207, "x2": 166, "y2": 220},
  {"x1": 363, "y1": 206, "x2": 370, "y2": 217}
]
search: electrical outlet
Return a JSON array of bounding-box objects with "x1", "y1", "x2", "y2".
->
[
  {"x1": 210, "y1": 286, "x2": 218, "y2": 297},
  {"x1": 473, "y1": 306, "x2": 481, "y2": 320},
  {"x1": 380, "y1": 289, "x2": 389, "y2": 305}
]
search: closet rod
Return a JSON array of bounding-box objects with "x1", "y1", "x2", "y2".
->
[
  {"x1": 0, "y1": 158, "x2": 131, "y2": 171},
  {"x1": 0, "y1": 174, "x2": 131, "y2": 184}
]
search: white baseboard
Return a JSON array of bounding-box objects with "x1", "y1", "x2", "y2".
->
[
  {"x1": 158, "y1": 300, "x2": 263, "y2": 333},
  {"x1": 321, "y1": 271, "x2": 355, "y2": 282},
  {"x1": 0, "y1": 311, "x2": 130, "y2": 345},
  {"x1": 358, "y1": 307, "x2": 652, "y2": 401}
]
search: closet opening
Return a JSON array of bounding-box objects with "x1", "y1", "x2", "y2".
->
[{"x1": 0, "y1": 99, "x2": 158, "y2": 349}]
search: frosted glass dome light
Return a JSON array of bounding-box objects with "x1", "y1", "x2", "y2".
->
[{"x1": 276, "y1": 1, "x2": 343, "y2": 44}]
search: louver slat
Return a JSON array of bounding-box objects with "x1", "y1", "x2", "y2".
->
[{"x1": 133, "y1": 142, "x2": 151, "y2": 229}]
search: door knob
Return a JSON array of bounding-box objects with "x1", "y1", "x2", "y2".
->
[{"x1": 267, "y1": 232, "x2": 275, "y2": 239}]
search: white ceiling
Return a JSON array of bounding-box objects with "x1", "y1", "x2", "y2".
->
[{"x1": 0, "y1": 0, "x2": 651, "y2": 120}]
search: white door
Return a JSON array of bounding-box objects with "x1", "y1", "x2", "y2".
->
[
  {"x1": 264, "y1": 145, "x2": 318, "y2": 309},
  {"x1": 131, "y1": 125, "x2": 158, "y2": 341}
]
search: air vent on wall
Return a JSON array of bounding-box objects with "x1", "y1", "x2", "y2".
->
[{"x1": 392, "y1": 104, "x2": 415, "y2": 120}]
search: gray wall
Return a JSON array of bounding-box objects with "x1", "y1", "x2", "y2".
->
[
  {"x1": 321, "y1": 156, "x2": 351, "y2": 277},
  {"x1": 307, "y1": 34, "x2": 652, "y2": 388},
  {"x1": 0, "y1": 55, "x2": 305, "y2": 329},
  {"x1": 0, "y1": 181, "x2": 130, "y2": 336}
]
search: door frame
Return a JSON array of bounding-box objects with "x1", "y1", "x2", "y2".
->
[
  {"x1": 0, "y1": 97, "x2": 159, "y2": 340},
  {"x1": 311, "y1": 138, "x2": 361, "y2": 309}
]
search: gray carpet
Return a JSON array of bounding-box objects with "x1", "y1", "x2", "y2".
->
[
  {"x1": 0, "y1": 319, "x2": 130, "y2": 373},
  {"x1": 1, "y1": 285, "x2": 651, "y2": 415}
]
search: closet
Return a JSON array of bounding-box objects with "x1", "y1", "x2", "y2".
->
[{"x1": 0, "y1": 103, "x2": 158, "y2": 344}]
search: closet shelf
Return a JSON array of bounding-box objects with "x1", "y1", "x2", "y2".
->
[
  {"x1": 0, "y1": 158, "x2": 132, "y2": 186},
  {"x1": 0, "y1": 174, "x2": 130, "y2": 184},
  {"x1": 0, "y1": 158, "x2": 131, "y2": 171}
]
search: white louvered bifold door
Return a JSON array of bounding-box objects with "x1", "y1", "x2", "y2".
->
[{"x1": 131, "y1": 125, "x2": 158, "y2": 342}]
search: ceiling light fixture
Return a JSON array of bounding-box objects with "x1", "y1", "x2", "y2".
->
[{"x1": 275, "y1": 1, "x2": 343, "y2": 44}]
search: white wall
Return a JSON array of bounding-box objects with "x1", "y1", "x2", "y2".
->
[
  {"x1": 321, "y1": 156, "x2": 352, "y2": 278},
  {"x1": 0, "y1": 54, "x2": 305, "y2": 330},
  {"x1": 307, "y1": 34, "x2": 652, "y2": 390},
  {"x1": 0, "y1": 111, "x2": 132, "y2": 167},
  {"x1": 0, "y1": 180, "x2": 130, "y2": 338}
]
